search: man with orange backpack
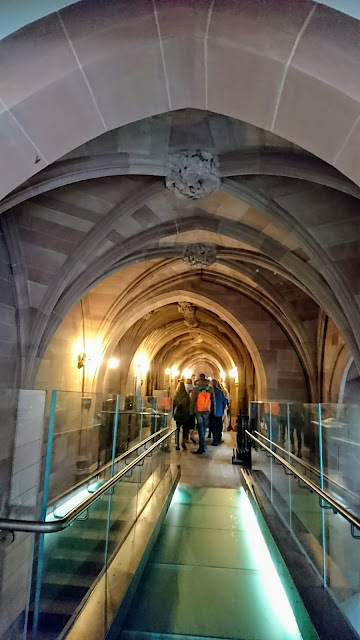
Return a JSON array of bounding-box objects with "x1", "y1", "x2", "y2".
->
[{"x1": 190, "y1": 373, "x2": 216, "y2": 454}]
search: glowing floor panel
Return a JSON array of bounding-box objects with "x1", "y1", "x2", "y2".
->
[{"x1": 121, "y1": 486, "x2": 317, "y2": 640}]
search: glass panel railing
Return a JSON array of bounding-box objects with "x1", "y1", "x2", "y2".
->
[
  {"x1": 106, "y1": 467, "x2": 141, "y2": 566},
  {"x1": 33, "y1": 494, "x2": 109, "y2": 638},
  {"x1": 251, "y1": 400, "x2": 360, "y2": 636},
  {"x1": 252, "y1": 402, "x2": 329, "y2": 575},
  {"x1": 42, "y1": 392, "x2": 172, "y2": 518},
  {"x1": 325, "y1": 504, "x2": 360, "y2": 637},
  {"x1": 252, "y1": 414, "x2": 292, "y2": 533},
  {"x1": 33, "y1": 390, "x2": 173, "y2": 638},
  {"x1": 251, "y1": 401, "x2": 325, "y2": 486},
  {"x1": 0, "y1": 388, "x2": 46, "y2": 640},
  {"x1": 0, "y1": 389, "x2": 172, "y2": 640},
  {"x1": 32, "y1": 425, "x2": 174, "y2": 639},
  {"x1": 320, "y1": 403, "x2": 360, "y2": 515},
  {"x1": 44, "y1": 391, "x2": 114, "y2": 506}
]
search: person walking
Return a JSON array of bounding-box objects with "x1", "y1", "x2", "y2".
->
[
  {"x1": 210, "y1": 379, "x2": 228, "y2": 445},
  {"x1": 220, "y1": 382, "x2": 230, "y2": 431},
  {"x1": 173, "y1": 381, "x2": 191, "y2": 450},
  {"x1": 289, "y1": 403, "x2": 304, "y2": 458},
  {"x1": 184, "y1": 377, "x2": 197, "y2": 443},
  {"x1": 190, "y1": 373, "x2": 215, "y2": 454}
]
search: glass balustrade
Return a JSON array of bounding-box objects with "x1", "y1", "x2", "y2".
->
[
  {"x1": 6, "y1": 394, "x2": 360, "y2": 639},
  {"x1": 0, "y1": 390, "x2": 173, "y2": 640},
  {"x1": 251, "y1": 400, "x2": 360, "y2": 637}
]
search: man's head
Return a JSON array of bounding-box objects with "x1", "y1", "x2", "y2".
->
[
  {"x1": 212, "y1": 378, "x2": 219, "y2": 387},
  {"x1": 198, "y1": 372, "x2": 206, "y2": 379}
]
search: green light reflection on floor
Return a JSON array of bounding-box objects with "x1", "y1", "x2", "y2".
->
[
  {"x1": 236, "y1": 489, "x2": 302, "y2": 639},
  {"x1": 171, "y1": 485, "x2": 303, "y2": 639}
]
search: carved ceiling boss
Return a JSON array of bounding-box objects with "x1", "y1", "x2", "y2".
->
[{"x1": 166, "y1": 150, "x2": 221, "y2": 200}]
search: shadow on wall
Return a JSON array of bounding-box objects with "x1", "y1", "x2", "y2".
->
[{"x1": 343, "y1": 377, "x2": 360, "y2": 404}]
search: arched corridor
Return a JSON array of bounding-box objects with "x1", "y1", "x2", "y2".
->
[{"x1": 0, "y1": 2, "x2": 360, "y2": 639}]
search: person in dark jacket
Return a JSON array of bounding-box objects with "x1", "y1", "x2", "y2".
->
[
  {"x1": 190, "y1": 374, "x2": 215, "y2": 454},
  {"x1": 173, "y1": 381, "x2": 191, "y2": 450},
  {"x1": 210, "y1": 379, "x2": 228, "y2": 445}
]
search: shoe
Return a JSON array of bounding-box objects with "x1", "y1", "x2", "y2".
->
[
  {"x1": 176, "y1": 446, "x2": 180, "y2": 451},
  {"x1": 182, "y1": 443, "x2": 187, "y2": 450},
  {"x1": 192, "y1": 450, "x2": 205, "y2": 455},
  {"x1": 291, "y1": 447, "x2": 296, "y2": 455},
  {"x1": 297, "y1": 451, "x2": 302, "y2": 458},
  {"x1": 211, "y1": 442, "x2": 218, "y2": 446}
]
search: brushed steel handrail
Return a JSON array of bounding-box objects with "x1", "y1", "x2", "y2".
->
[
  {"x1": 50, "y1": 425, "x2": 170, "y2": 507},
  {"x1": 253, "y1": 430, "x2": 358, "y2": 503},
  {"x1": 0, "y1": 427, "x2": 176, "y2": 534},
  {"x1": 247, "y1": 430, "x2": 360, "y2": 533}
]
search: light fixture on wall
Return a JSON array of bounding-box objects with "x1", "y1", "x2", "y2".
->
[
  {"x1": 75, "y1": 338, "x2": 103, "y2": 374},
  {"x1": 229, "y1": 367, "x2": 239, "y2": 384},
  {"x1": 134, "y1": 352, "x2": 149, "y2": 383},
  {"x1": 182, "y1": 368, "x2": 192, "y2": 379},
  {"x1": 219, "y1": 369, "x2": 226, "y2": 381},
  {"x1": 108, "y1": 357, "x2": 120, "y2": 369},
  {"x1": 171, "y1": 365, "x2": 180, "y2": 379},
  {"x1": 77, "y1": 353, "x2": 86, "y2": 369}
]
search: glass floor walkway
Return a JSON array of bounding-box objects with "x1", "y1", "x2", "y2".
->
[{"x1": 119, "y1": 484, "x2": 318, "y2": 640}]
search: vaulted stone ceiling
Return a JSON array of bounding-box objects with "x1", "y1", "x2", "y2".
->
[
  {"x1": 0, "y1": 0, "x2": 359, "y2": 405},
  {"x1": 0, "y1": 108, "x2": 354, "y2": 404}
]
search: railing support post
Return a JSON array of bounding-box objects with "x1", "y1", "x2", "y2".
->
[{"x1": 318, "y1": 403, "x2": 327, "y2": 588}]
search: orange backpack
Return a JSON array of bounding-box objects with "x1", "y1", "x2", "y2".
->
[{"x1": 196, "y1": 386, "x2": 211, "y2": 412}]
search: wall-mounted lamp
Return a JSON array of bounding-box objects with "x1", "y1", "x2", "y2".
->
[
  {"x1": 134, "y1": 352, "x2": 149, "y2": 383},
  {"x1": 229, "y1": 367, "x2": 239, "y2": 384},
  {"x1": 182, "y1": 368, "x2": 192, "y2": 379},
  {"x1": 77, "y1": 353, "x2": 86, "y2": 369},
  {"x1": 108, "y1": 357, "x2": 119, "y2": 369},
  {"x1": 75, "y1": 339, "x2": 103, "y2": 373},
  {"x1": 165, "y1": 367, "x2": 171, "y2": 375}
]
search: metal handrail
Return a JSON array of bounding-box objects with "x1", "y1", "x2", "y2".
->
[
  {"x1": 254, "y1": 430, "x2": 358, "y2": 503},
  {"x1": 50, "y1": 426, "x2": 170, "y2": 507},
  {"x1": 246, "y1": 430, "x2": 360, "y2": 534},
  {"x1": 0, "y1": 427, "x2": 177, "y2": 535}
]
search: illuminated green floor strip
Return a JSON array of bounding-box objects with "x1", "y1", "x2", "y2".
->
[{"x1": 121, "y1": 486, "x2": 318, "y2": 640}]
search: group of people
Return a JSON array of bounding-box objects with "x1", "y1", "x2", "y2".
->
[{"x1": 172, "y1": 373, "x2": 229, "y2": 455}]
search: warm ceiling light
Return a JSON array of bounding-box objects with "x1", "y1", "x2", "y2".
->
[
  {"x1": 219, "y1": 369, "x2": 226, "y2": 381},
  {"x1": 108, "y1": 357, "x2": 119, "y2": 369},
  {"x1": 165, "y1": 367, "x2": 171, "y2": 375},
  {"x1": 171, "y1": 365, "x2": 180, "y2": 377},
  {"x1": 229, "y1": 367, "x2": 239, "y2": 383}
]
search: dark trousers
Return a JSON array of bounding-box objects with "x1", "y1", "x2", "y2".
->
[
  {"x1": 209, "y1": 413, "x2": 215, "y2": 438},
  {"x1": 280, "y1": 420, "x2": 302, "y2": 452},
  {"x1": 175, "y1": 420, "x2": 190, "y2": 446},
  {"x1": 213, "y1": 416, "x2": 223, "y2": 444},
  {"x1": 196, "y1": 413, "x2": 209, "y2": 452}
]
